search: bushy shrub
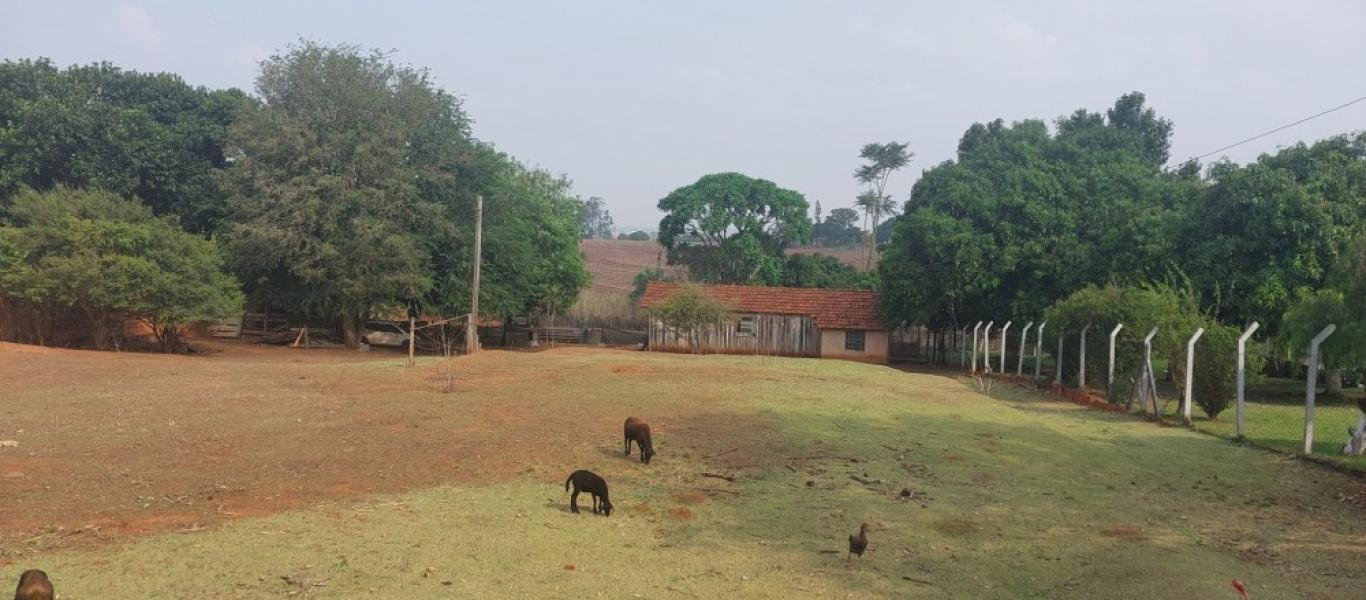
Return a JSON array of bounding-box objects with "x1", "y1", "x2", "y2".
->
[
  {"x1": 1191, "y1": 321, "x2": 1263, "y2": 420},
  {"x1": 643, "y1": 284, "x2": 725, "y2": 353},
  {"x1": 0, "y1": 187, "x2": 244, "y2": 351},
  {"x1": 1044, "y1": 283, "x2": 1211, "y2": 400}
]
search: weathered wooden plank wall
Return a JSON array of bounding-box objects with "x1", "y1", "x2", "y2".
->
[{"x1": 647, "y1": 313, "x2": 819, "y2": 356}]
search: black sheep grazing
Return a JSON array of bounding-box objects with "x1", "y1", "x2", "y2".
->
[
  {"x1": 623, "y1": 417, "x2": 656, "y2": 464},
  {"x1": 564, "y1": 470, "x2": 613, "y2": 516},
  {"x1": 14, "y1": 570, "x2": 53, "y2": 600},
  {"x1": 848, "y1": 523, "x2": 869, "y2": 560}
]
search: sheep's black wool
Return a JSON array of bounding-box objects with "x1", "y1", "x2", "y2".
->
[{"x1": 565, "y1": 470, "x2": 613, "y2": 516}]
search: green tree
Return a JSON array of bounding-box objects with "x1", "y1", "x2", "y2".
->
[
  {"x1": 781, "y1": 254, "x2": 875, "y2": 290},
  {"x1": 879, "y1": 93, "x2": 1185, "y2": 329},
  {"x1": 626, "y1": 230, "x2": 651, "y2": 241},
  {"x1": 657, "y1": 172, "x2": 811, "y2": 284},
  {"x1": 423, "y1": 149, "x2": 589, "y2": 328},
  {"x1": 1180, "y1": 133, "x2": 1366, "y2": 333},
  {"x1": 221, "y1": 41, "x2": 470, "y2": 346},
  {"x1": 0, "y1": 58, "x2": 248, "y2": 231},
  {"x1": 580, "y1": 196, "x2": 614, "y2": 239},
  {"x1": 644, "y1": 284, "x2": 725, "y2": 353},
  {"x1": 0, "y1": 187, "x2": 243, "y2": 351},
  {"x1": 1280, "y1": 235, "x2": 1366, "y2": 398},
  {"x1": 854, "y1": 142, "x2": 912, "y2": 268},
  {"x1": 812, "y1": 207, "x2": 861, "y2": 247},
  {"x1": 629, "y1": 268, "x2": 677, "y2": 305}
]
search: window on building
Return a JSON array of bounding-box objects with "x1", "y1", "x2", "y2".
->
[
  {"x1": 845, "y1": 330, "x2": 865, "y2": 352},
  {"x1": 736, "y1": 315, "x2": 756, "y2": 336}
]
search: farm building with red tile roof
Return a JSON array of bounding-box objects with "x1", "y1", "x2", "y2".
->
[{"x1": 638, "y1": 282, "x2": 888, "y2": 362}]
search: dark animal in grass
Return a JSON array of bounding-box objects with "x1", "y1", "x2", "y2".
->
[
  {"x1": 848, "y1": 523, "x2": 869, "y2": 560},
  {"x1": 564, "y1": 470, "x2": 613, "y2": 516},
  {"x1": 14, "y1": 570, "x2": 53, "y2": 600},
  {"x1": 623, "y1": 417, "x2": 656, "y2": 464}
]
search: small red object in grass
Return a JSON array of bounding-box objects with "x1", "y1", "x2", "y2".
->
[
  {"x1": 1232, "y1": 579, "x2": 1248, "y2": 600},
  {"x1": 564, "y1": 564, "x2": 576, "y2": 571}
]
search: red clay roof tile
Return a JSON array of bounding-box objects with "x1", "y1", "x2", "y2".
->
[{"x1": 639, "y1": 282, "x2": 885, "y2": 330}]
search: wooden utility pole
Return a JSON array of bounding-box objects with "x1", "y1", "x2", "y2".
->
[
  {"x1": 466, "y1": 194, "x2": 483, "y2": 355},
  {"x1": 408, "y1": 312, "x2": 416, "y2": 367}
]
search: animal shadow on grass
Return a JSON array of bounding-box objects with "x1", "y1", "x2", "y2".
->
[
  {"x1": 544, "y1": 500, "x2": 575, "y2": 514},
  {"x1": 597, "y1": 445, "x2": 652, "y2": 463}
]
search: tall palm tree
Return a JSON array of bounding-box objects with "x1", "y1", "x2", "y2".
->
[{"x1": 854, "y1": 142, "x2": 913, "y2": 269}]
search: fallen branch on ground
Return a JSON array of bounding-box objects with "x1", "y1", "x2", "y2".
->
[
  {"x1": 704, "y1": 446, "x2": 738, "y2": 459},
  {"x1": 697, "y1": 472, "x2": 735, "y2": 482},
  {"x1": 852, "y1": 474, "x2": 884, "y2": 485}
]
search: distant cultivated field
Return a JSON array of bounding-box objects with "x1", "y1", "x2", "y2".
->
[
  {"x1": 578, "y1": 239, "x2": 871, "y2": 298},
  {"x1": 2, "y1": 342, "x2": 1363, "y2": 598}
]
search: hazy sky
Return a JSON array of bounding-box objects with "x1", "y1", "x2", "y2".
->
[{"x1": 4, "y1": 1, "x2": 1365, "y2": 231}]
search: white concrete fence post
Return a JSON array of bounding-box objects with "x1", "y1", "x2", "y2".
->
[
  {"x1": 1034, "y1": 321, "x2": 1046, "y2": 379},
  {"x1": 999, "y1": 321, "x2": 1012, "y2": 375},
  {"x1": 1078, "y1": 324, "x2": 1091, "y2": 389},
  {"x1": 982, "y1": 321, "x2": 994, "y2": 373},
  {"x1": 1183, "y1": 328, "x2": 1206, "y2": 426},
  {"x1": 1018, "y1": 322, "x2": 1034, "y2": 376},
  {"x1": 1108, "y1": 323, "x2": 1124, "y2": 396},
  {"x1": 1303, "y1": 324, "x2": 1337, "y2": 455},
  {"x1": 970, "y1": 321, "x2": 983, "y2": 373},
  {"x1": 1142, "y1": 327, "x2": 1159, "y2": 413},
  {"x1": 1235, "y1": 322, "x2": 1260, "y2": 439}
]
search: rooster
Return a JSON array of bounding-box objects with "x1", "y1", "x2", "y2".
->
[
  {"x1": 1232, "y1": 579, "x2": 1248, "y2": 600},
  {"x1": 848, "y1": 523, "x2": 869, "y2": 560}
]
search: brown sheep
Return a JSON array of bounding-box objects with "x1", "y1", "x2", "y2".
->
[
  {"x1": 14, "y1": 570, "x2": 53, "y2": 600},
  {"x1": 623, "y1": 417, "x2": 656, "y2": 464},
  {"x1": 564, "y1": 470, "x2": 613, "y2": 516}
]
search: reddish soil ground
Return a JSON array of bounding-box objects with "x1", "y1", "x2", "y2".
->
[{"x1": 0, "y1": 340, "x2": 789, "y2": 559}]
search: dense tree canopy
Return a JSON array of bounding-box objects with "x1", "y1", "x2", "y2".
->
[
  {"x1": 0, "y1": 59, "x2": 247, "y2": 232},
  {"x1": 657, "y1": 172, "x2": 811, "y2": 284},
  {"x1": 812, "y1": 207, "x2": 862, "y2": 247},
  {"x1": 0, "y1": 187, "x2": 243, "y2": 350},
  {"x1": 879, "y1": 93, "x2": 1194, "y2": 328},
  {"x1": 1180, "y1": 133, "x2": 1366, "y2": 332},
  {"x1": 221, "y1": 42, "x2": 472, "y2": 345},
  {"x1": 423, "y1": 146, "x2": 588, "y2": 322}
]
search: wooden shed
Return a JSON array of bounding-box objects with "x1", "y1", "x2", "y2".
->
[{"x1": 639, "y1": 282, "x2": 888, "y2": 363}]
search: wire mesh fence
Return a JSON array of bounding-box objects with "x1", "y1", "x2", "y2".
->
[{"x1": 931, "y1": 319, "x2": 1366, "y2": 472}]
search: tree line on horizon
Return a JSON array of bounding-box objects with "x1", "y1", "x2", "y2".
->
[
  {"x1": 0, "y1": 43, "x2": 1361, "y2": 377},
  {"x1": 0, "y1": 42, "x2": 589, "y2": 350},
  {"x1": 646, "y1": 93, "x2": 1364, "y2": 395}
]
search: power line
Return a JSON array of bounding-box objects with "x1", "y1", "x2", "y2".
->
[{"x1": 1181, "y1": 94, "x2": 1366, "y2": 165}]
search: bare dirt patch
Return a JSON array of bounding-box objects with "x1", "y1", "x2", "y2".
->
[
  {"x1": 667, "y1": 507, "x2": 694, "y2": 520},
  {"x1": 609, "y1": 365, "x2": 649, "y2": 374},
  {"x1": 0, "y1": 341, "x2": 772, "y2": 558},
  {"x1": 671, "y1": 491, "x2": 706, "y2": 505}
]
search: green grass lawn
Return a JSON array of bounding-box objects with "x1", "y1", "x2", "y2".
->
[
  {"x1": 7, "y1": 349, "x2": 1366, "y2": 598},
  {"x1": 1097, "y1": 374, "x2": 1366, "y2": 471}
]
